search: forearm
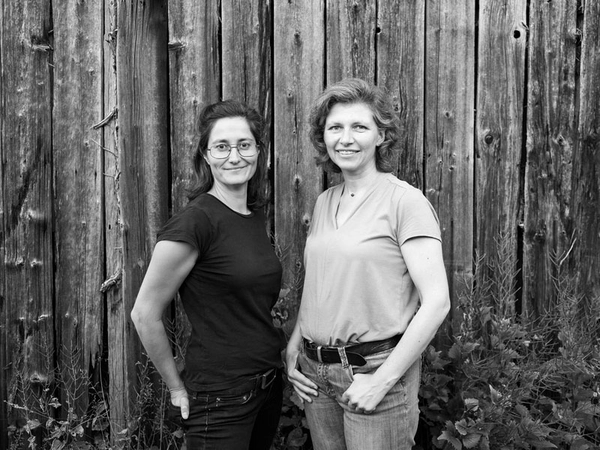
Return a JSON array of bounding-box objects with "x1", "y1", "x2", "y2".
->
[
  {"x1": 373, "y1": 300, "x2": 449, "y2": 390},
  {"x1": 133, "y1": 316, "x2": 184, "y2": 391}
]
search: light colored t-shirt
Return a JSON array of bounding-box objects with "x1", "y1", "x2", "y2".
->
[{"x1": 298, "y1": 173, "x2": 441, "y2": 346}]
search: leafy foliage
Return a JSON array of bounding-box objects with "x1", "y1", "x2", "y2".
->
[{"x1": 418, "y1": 243, "x2": 600, "y2": 450}]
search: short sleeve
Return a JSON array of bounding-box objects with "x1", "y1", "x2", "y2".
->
[
  {"x1": 157, "y1": 204, "x2": 213, "y2": 254},
  {"x1": 396, "y1": 188, "x2": 442, "y2": 246}
]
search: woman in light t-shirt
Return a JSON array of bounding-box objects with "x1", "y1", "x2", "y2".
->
[{"x1": 285, "y1": 78, "x2": 450, "y2": 450}]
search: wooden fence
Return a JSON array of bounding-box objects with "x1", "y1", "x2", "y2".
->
[{"x1": 1, "y1": 0, "x2": 599, "y2": 447}]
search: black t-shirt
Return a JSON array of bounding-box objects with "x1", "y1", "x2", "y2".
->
[{"x1": 157, "y1": 194, "x2": 284, "y2": 391}]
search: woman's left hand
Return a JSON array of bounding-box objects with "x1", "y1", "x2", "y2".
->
[{"x1": 341, "y1": 373, "x2": 388, "y2": 414}]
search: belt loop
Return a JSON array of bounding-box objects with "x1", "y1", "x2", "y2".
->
[
  {"x1": 337, "y1": 347, "x2": 350, "y2": 369},
  {"x1": 317, "y1": 345, "x2": 323, "y2": 363}
]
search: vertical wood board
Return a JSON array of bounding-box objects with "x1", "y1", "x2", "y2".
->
[
  {"x1": 274, "y1": 0, "x2": 326, "y2": 333},
  {"x1": 425, "y1": 0, "x2": 475, "y2": 334},
  {"x1": 377, "y1": 0, "x2": 425, "y2": 188},
  {"x1": 168, "y1": 1, "x2": 220, "y2": 213},
  {"x1": 571, "y1": 0, "x2": 600, "y2": 304},
  {"x1": 0, "y1": 1, "x2": 54, "y2": 443},
  {"x1": 102, "y1": 0, "x2": 130, "y2": 438},
  {"x1": 52, "y1": 0, "x2": 104, "y2": 416},
  {"x1": 222, "y1": 0, "x2": 272, "y2": 120},
  {"x1": 475, "y1": 1, "x2": 526, "y2": 315},
  {"x1": 116, "y1": 0, "x2": 170, "y2": 409},
  {"x1": 524, "y1": 0, "x2": 578, "y2": 317}
]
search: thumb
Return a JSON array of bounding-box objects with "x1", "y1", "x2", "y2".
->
[{"x1": 180, "y1": 395, "x2": 190, "y2": 420}]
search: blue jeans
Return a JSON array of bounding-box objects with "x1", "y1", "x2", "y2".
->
[
  {"x1": 173, "y1": 368, "x2": 283, "y2": 450},
  {"x1": 298, "y1": 348, "x2": 420, "y2": 450}
]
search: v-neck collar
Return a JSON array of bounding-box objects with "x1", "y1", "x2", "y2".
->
[{"x1": 333, "y1": 173, "x2": 389, "y2": 229}]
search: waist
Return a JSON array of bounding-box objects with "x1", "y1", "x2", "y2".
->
[{"x1": 303, "y1": 335, "x2": 402, "y2": 366}]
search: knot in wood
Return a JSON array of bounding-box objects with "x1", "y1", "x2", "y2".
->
[
  {"x1": 484, "y1": 134, "x2": 494, "y2": 145},
  {"x1": 302, "y1": 213, "x2": 311, "y2": 227}
]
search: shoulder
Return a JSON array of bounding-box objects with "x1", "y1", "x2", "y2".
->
[
  {"x1": 314, "y1": 183, "x2": 342, "y2": 208},
  {"x1": 379, "y1": 174, "x2": 428, "y2": 204}
]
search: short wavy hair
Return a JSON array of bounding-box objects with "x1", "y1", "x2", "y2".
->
[
  {"x1": 309, "y1": 78, "x2": 401, "y2": 173},
  {"x1": 188, "y1": 100, "x2": 269, "y2": 208}
]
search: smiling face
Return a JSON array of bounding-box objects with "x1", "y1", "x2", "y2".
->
[
  {"x1": 204, "y1": 117, "x2": 259, "y2": 190},
  {"x1": 323, "y1": 102, "x2": 384, "y2": 177}
]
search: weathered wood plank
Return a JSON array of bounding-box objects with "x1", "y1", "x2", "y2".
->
[
  {"x1": 168, "y1": 1, "x2": 220, "y2": 213},
  {"x1": 102, "y1": 0, "x2": 129, "y2": 439},
  {"x1": 0, "y1": 1, "x2": 54, "y2": 444},
  {"x1": 222, "y1": 0, "x2": 272, "y2": 120},
  {"x1": 475, "y1": 1, "x2": 526, "y2": 316},
  {"x1": 377, "y1": 0, "x2": 425, "y2": 188},
  {"x1": 274, "y1": 0, "x2": 325, "y2": 334},
  {"x1": 524, "y1": 0, "x2": 578, "y2": 318},
  {"x1": 325, "y1": 0, "x2": 376, "y2": 188},
  {"x1": 52, "y1": 0, "x2": 104, "y2": 417},
  {"x1": 425, "y1": 0, "x2": 475, "y2": 334},
  {"x1": 571, "y1": 0, "x2": 600, "y2": 306},
  {"x1": 116, "y1": 0, "x2": 170, "y2": 421},
  {"x1": 326, "y1": 0, "x2": 376, "y2": 83}
]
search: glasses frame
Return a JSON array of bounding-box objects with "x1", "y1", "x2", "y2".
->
[{"x1": 207, "y1": 141, "x2": 259, "y2": 159}]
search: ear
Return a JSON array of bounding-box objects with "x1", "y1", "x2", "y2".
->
[{"x1": 377, "y1": 130, "x2": 385, "y2": 146}]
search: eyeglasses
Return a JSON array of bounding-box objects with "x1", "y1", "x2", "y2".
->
[{"x1": 208, "y1": 141, "x2": 258, "y2": 159}]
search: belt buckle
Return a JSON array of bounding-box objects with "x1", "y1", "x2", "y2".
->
[
  {"x1": 261, "y1": 368, "x2": 276, "y2": 389},
  {"x1": 316, "y1": 345, "x2": 323, "y2": 363}
]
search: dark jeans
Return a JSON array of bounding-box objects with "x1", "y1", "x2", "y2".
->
[{"x1": 174, "y1": 368, "x2": 283, "y2": 450}]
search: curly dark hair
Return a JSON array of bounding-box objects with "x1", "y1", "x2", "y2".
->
[
  {"x1": 309, "y1": 78, "x2": 401, "y2": 173},
  {"x1": 188, "y1": 100, "x2": 269, "y2": 207}
]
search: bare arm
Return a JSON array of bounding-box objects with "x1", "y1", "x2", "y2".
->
[
  {"x1": 285, "y1": 314, "x2": 319, "y2": 403},
  {"x1": 342, "y1": 236, "x2": 450, "y2": 413},
  {"x1": 131, "y1": 240, "x2": 198, "y2": 419}
]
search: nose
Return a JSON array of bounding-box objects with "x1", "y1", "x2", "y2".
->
[
  {"x1": 227, "y1": 146, "x2": 241, "y2": 163},
  {"x1": 340, "y1": 127, "x2": 354, "y2": 145}
]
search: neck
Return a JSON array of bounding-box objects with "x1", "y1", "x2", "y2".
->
[
  {"x1": 343, "y1": 169, "x2": 384, "y2": 195},
  {"x1": 209, "y1": 184, "x2": 250, "y2": 214}
]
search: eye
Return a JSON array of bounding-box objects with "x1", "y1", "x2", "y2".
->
[
  {"x1": 238, "y1": 141, "x2": 252, "y2": 150},
  {"x1": 213, "y1": 143, "x2": 229, "y2": 151},
  {"x1": 327, "y1": 125, "x2": 341, "y2": 131},
  {"x1": 354, "y1": 124, "x2": 368, "y2": 130}
]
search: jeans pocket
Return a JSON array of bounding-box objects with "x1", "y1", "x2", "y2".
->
[{"x1": 213, "y1": 389, "x2": 254, "y2": 407}]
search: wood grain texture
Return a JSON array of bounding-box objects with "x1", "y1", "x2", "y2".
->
[
  {"x1": 476, "y1": 1, "x2": 527, "y2": 316},
  {"x1": 377, "y1": 0, "x2": 425, "y2": 188},
  {"x1": 274, "y1": 0, "x2": 325, "y2": 334},
  {"x1": 524, "y1": 0, "x2": 578, "y2": 317},
  {"x1": 116, "y1": 0, "x2": 170, "y2": 417},
  {"x1": 52, "y1": 0, "x2": 104, "y2": 417},
  {"x1": 168, "y1": 1, "x2": 220, "y2": 213},
  {"x1": 572, "y1": 0, "x2": 600, "y2": 306},
  {"x1": 102, "y1": 0, "x2": 129, "y2": 437},
  {"x1": 0, "y1": 1, "x2": 54, "y2": 444},
  {"x1": 425, "y1": 0, "x2": 475, "y2": 333},
  {"x1": 222, "y1": 0, "x2": 272, "y2": 118}
]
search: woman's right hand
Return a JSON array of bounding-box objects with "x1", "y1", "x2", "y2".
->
[
  {"x1": 169, "y1": 386, "x2": 190, "y2": 419},
  {"x1": 285, "y1": 344, "x2": 319, "y2": 403}
]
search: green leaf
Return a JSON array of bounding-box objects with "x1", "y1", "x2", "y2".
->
[
  {"x1": 438, "y1": 430, "x2": 463, "y2": 450},
  {"x1": 463, "y1": 432, "x2": 482, "y2": 449}
]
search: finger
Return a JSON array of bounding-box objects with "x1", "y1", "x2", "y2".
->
[
  {"x1": 290, "y1": 370, "x2": 319, "y2": 392},
  {"x1": 293, "y1": 386, "x2": 314, "y2": 404},
  {"x1": 180, "y1": 396, "x2": 189, "y2": 420}
]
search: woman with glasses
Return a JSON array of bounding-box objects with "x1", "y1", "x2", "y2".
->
[
  {"x1": 131, "y1": 100, "x2": 284, "y2": 449},
  {"x1": 285, "y1": 79, "x2": 451, "y2": 450}
]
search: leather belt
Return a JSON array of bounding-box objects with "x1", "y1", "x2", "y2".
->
[
  {"x1": 303, "y1": 335, "x2": 402, "y2": 367},
  {"x1": 252, "y1": 368, "x2": 278, "y2": 390}
]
